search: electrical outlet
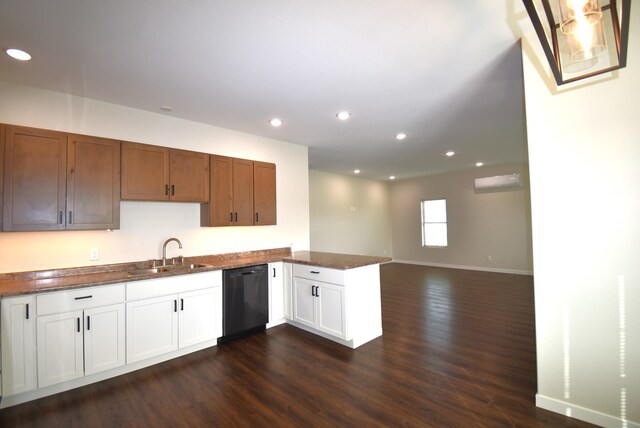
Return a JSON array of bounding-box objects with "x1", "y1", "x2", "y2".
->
[
  {"x1": 486, "y1": 255, "x2": 492, "y2": 262},
  {"x1": 90, "y1": 248, "x2": 100, "y2": 261}
]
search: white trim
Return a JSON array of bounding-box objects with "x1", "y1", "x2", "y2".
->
[
  {"x1": 392, "y1": 259, "x2": 533, "y2": 276},
  {"x1": 536, "y1": 394, "x2": 640, "y2": 428}
]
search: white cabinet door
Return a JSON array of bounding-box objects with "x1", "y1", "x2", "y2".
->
[
  {"x1": 293, "y1": 277, "x2": 316, "y2": 328},
  {"x1": 84, "y1": 303, "x2": 126, "y2": 375},
  {"x1": 1, "y1": 296, "x2": 37, "y2": 396},
  {"x1": 126, "y1": 295, "x2": 178, "y2": 364},
  {"x1": 283, "y1": 262, "x2": 292, "y2": 320},
  {"x1": 37, "y1": 311, "x2": 84, "y2": 388},
  {"x1": 268, "y1": 262, "x2": 284, "y2": 323},
  {"x1": 316, "y1": 282, "x2": 346, "y2": 339},
  {"x1": 178, "y1": 288, "x2": 219, "y2": 348}
]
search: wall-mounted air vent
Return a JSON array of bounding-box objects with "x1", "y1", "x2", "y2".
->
[{"x1": 474, "y1": 173, "x2": 522, "y2": 192}]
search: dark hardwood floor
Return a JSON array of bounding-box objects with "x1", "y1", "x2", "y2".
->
[{"x1": 0, "y1": 263, "x2": 596, "y2": 427}]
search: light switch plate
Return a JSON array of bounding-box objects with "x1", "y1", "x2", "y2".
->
[{"x1": 90, "y1": 248, "x2": 100, "y2": 261}]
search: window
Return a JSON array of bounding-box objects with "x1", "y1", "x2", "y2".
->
[{"x1": 421, "y1": 199, "x2": 447, "y2": 247}]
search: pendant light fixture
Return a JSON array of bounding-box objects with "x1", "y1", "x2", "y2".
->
[{"x1": 522, "y1": 0, "x2": 631, "y2": 85}]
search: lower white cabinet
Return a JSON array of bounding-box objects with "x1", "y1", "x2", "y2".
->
[
  {"x1": 293, "y1": 277, "x2": 346, "y2": 340},
  {"x1": 268, "y1": 262, "x2": 285, "y2": 326},
  {"x1": 1, "y1": 295, "x2": 37, "y2": 396},
  {"x1": 36, "y1": 293, "x2": 126, "y2": 388},
  {"x1": 290, "y1": 263, "x2": 382, "y2": 348},
  {"x1": 126, "y1": 271, "x2": 222, "y2": 364},
  {"x1": 126, "y1": 295, "x2": 178, "y2": 363}
]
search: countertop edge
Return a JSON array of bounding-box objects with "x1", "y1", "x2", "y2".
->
[{"x1": 0, "y1": 250, "x2": 391, "y2": 298}]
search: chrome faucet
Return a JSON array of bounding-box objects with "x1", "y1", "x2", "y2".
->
[{"x1": 162, "y1": 238, "x2": 183, "y2": 266}]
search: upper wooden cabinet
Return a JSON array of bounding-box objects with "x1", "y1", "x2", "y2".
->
[
  {"x1": 121, "y1": 142, "x2": 208, "y2": 202},
  {"x1": 3, "y1": 126, "x2": 68, "y2": 231},
  {"x1": 253, "y1": 161, "x2": 277, "y2": 226},
  {"x1": 201, "y1": 156, "x2": 276, "y2": 227},
  {"x1": 0, "y1": 125, "x2": 5, "y2": 231},
  {"x1": 2, "y1": 126, "x2": 121, "y2": 231},
  {"x1": 66, "y1": 134, "x2": 121, "y2": 230}
]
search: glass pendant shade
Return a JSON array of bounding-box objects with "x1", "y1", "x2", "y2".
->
[{"x1": 558, "y1": 0, "x2": 606, "y2": 62}]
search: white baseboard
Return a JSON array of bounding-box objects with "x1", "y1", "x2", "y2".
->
[
  {"x1": 536, "y1": 394, "x2": 639, "y2": 428},
  {"x1": 392, "y1": 259, "x2": 533, "y2": 275}
]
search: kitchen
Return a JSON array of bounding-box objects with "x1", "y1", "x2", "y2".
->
[{"x1": 1, "y1": 1, "x2": 639, "y2": 427}]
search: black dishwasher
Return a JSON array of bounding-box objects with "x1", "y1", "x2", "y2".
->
[{"x1": 219, "y1": 264, "x2": 269, "y2": 342}]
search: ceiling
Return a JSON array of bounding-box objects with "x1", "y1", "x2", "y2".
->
[{"x1": 0, "y1": 0, "x2": 531, "y2": 180}]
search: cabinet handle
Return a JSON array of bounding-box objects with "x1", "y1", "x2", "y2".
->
[
  {"x1": 230, "y1": 212, "x2": 233, "y2": 223},
  {"x1": 165, "y1": 184, "x2": 170, "y2": 195},
  {"x1": 316, "y1": 287, "x2": 319, "y2": 297},
  {"x1": 87, "y1": 315, "x2": 91, "y2": 331},
  {"x1": 235, "y1": 212, "x2": 238, "y2": 222},
  {"x1": 310, "y1": 271, "x2": 320, "y2": 274},
  {"x1": 311, "y1": 285, "x2": 316, "y2": 297},
  {"x1": 273, "y1": 268, "x2": 276, "y2": 277},
  {"x1": 171, "y1": 184, "x2": 175, "y2": 196},
  {"x1": 25, "y1": 303, "x2": 30, "y2": 320},
  {"x1": 77, "y1": 317, "x2": 81, "y2": 333},
  {"x1": 59, "y1": 211, "x2": 64, "y2": 225},
  {"x1": 74, "y1": 295, "x2": 93, "y2": 300},
  {"x1": 256, "y1": 212, "x2": 259, "y2": 222},
  {"x1": 174, "y1": 300, "x2": 178, "y2": 312},
  {"x1": 180, "y1": 298, "x2": 184, "y2": 311},
  {"x1": 68, "y1": 211, "x2": 73, "y2": 224}
]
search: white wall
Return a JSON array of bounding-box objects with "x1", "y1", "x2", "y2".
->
[
  {"x1": 309, "y1": 170, "x2": 392, "y2": 257},
  {"x1": 0, "y1": 81, "x2": 310, "y2": 273},
  {"x1": 390, "y1": 163, "x2": 532, "y2": 274},
  {"x1": 522, "y1": 5, "x2": 640, "y2": 426}
]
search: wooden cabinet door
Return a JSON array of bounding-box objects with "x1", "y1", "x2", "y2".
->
[
  {"x1": 316, "y1": 281, "x2": 347, "y2": 340},
  {"x1": 202, "y1": 155, "x2": 233, "y2": 226},
  {"x1": 0, "y1": 124, "x2": 5, "y2": 231},
  {"x1": 178, "y1": 288, "x2": 218, "y2": 348},
  {"x1": 121, "y1": 142, "x2": 169, "y2": 201},
  {"x1": 253, "y1": 161, "x2": 276, "y2": 225},
  {"x1": 67, "y1": 134, "x2": 121, "y2": 230},
  {"x1": 292, "y1": 277, "x2": 316, "y2": 329},
  {"x1": 169, "y1": 149, "x2": 209, "y2": 202},
  {"x1": 84, "y1": 303, "x2": 126, "y2": 376},
  {"x1": 1, "y1": 296, "x2": 37, "y2": 396},
  {"x1": 37, "y1": 310, "x2": 84, "y2": 388},
  {"x1": 3, "y1": 126, "x2": 67, "y2": 231},
  {"x1": 126, "y1": 295, "x2": 178, "y2": 364},
  {"x1": 232, "y1": 158, "x2": 254, "y2": 225}
]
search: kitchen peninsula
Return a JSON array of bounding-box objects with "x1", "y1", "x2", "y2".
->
[{"x1": 0, "y1": 248, "x2": 390, "y2": 408}]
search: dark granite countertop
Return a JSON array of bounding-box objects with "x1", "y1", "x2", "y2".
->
[{"x1": 0, "y1": 248, "x2": 391, "y2": 298}]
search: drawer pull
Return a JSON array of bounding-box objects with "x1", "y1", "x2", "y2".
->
[
  {"x1": 74, "y1": 295, "x2": 93, "y2": 300},
  {"x1": 310, "y1": 271, "x2": 320, "y2": 274}
]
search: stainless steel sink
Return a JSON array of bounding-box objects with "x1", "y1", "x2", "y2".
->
[{"x1": 127, "y1": 263, "x2": 211, "y2": 276}]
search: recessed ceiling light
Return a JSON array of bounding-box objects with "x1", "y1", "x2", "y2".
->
[
  {"x1": 6, "y1": 48, "x2": 31, "y2": 61},
  {"x1": 446, "y1": 151, "x2": 455, "y2": 157},
  {"x1": 476, "y1": 162, "x2": 484, "y2": 167},
  {"x1": 354, "y1": 169, "x2": 360, "y2": 174},
  {"x1": 395, "y1": 133, "x2": 407, "y2": 141},
  {"x1": 160, "y1": 106, "x2": 173, "y2": 112},
  {"x1": 269, "y1": 118, "x2": 283, "y2": 127},
  {"x1": 336, "y1": 111, "x2": 351, "y2": 121},
  {"x1": 389, "y1": 176, "x2": 396, "y2": 180}
]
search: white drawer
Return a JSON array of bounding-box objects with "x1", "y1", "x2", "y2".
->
[
  {"x1": 126, "y1": 270, "x2": 222, "y2": 301},
  {"x1": 37, "y1": 283, "x2": 125, "y2": 316},
  {"x1": 292, "y1": 264, "x2": 345, "y2": 285}
]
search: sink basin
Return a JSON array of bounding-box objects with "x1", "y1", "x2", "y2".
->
[{"x1": 127, "y1": 263, "x2": 211, "y2": 276}]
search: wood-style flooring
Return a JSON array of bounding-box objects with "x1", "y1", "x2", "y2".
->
[{"x1": 0, "y1": 263, "x2": 596, "y2": 427}]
